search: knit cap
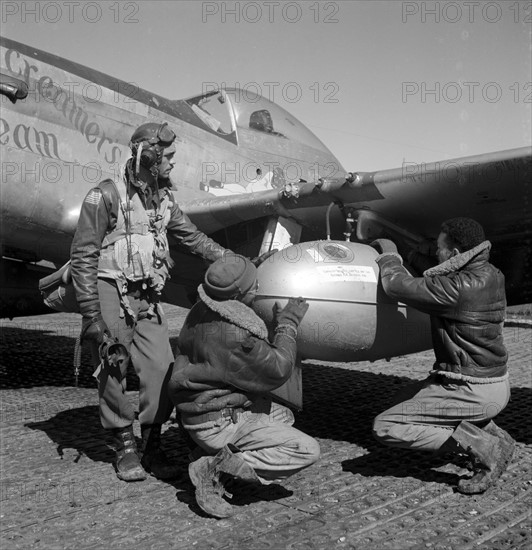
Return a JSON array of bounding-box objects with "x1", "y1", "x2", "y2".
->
[{"x1": 203, "y1": 254, "x2": 257, "y2": 300}]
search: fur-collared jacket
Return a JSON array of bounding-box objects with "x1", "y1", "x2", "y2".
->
[
  {"x1": 376, "y1": 241, "x2": 508, "y2": 382},
  {"x1": 169, "y1": 286, "x2": 298, "y2": 429}
]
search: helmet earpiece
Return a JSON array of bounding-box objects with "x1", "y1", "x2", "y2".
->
[
  {"x1": 130, "y1": 139, "x2": 161, "y2": 170},
  {"x1": 138, "y1": 142, "x2": 160, "y2": 169},
  {"x1": 129, "y1": 121, "x2": 176, "y2": 173}
]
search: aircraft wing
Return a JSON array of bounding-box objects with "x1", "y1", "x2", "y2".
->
[{"x1": 177, "y1": 146, "x2": 531, "y2": 306}]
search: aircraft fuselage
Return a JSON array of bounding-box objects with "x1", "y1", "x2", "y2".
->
[{"x1": 0, "y1": 37, "x2": 344, "y2": 267}]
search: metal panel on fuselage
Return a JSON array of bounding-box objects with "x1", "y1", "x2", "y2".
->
[
  {"x1": 1, "y1": 41, "x2": 144, "y2": 262},
  {"x1": 0, "y1": 38, "x2": 345, "y2": 266}
]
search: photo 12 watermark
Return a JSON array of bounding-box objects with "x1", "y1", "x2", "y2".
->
[
  {"x1": 1, "y1": 400, "x2": 76, "y2": 425},
  {"x1": 401, "y1": 158, "x2": 527, "y2": 185},
  {"x1": 200, "y1": 160, "x2": 340, "y2": 187},
  {"x1": 201, "y1": 1, "x2": 340, "y2": 24},
  {"x1": 202, "y1": 81, "x2": 340, "y2": 104},
  {"x1": 402, "y1": 82, "x2": 532, "y2": 104},
  {"x1": 1, "y1": 1, "x2": 141, "y2": 24},
  {"x1": 0, "y1": 479, "x2": 148, "y2": 505},
  {"x1": 1, "y1": 160, "x2": 122, "y2": 185},
  {"x1": 402, "y1": 2, "x2": 531, "y2": 24}
]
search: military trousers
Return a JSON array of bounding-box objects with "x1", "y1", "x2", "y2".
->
[
  {"x1": 187, "y1": 397, "x2": 320, "y2": 483},
  {"x1": 89, "y1": 278, "x2": 174, "y2": 430},
  {"x1": 372, "y1": 372, "x2": 511, "y2": 452}
]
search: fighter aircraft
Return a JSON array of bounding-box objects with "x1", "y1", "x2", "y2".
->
[{"x1": 1, "y1": 36, "x2": 531, "y2": 370}]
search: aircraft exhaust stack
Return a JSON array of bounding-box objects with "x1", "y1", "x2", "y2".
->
[{"x1": 253, "y1": 242, "x2": 432, "y2": 363}]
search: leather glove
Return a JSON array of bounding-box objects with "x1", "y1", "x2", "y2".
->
[
  {"x1": 81, "y1": 314, "x2": 110, "y2": 346},
  {"x1": 251, "y1": 249, "x2": 278, "y2": 267},
  {"x1": 370, "y1": 238, "x2": 398, "y2": 255},
  {"x1": 276, "y1": 297, "x2": 309, "y2": 328}
]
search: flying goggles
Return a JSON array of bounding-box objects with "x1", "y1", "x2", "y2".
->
[{"x1": 146, "y1": 122, "x2": 176, "y2": 147}]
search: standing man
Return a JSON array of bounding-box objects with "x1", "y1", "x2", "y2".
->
[
  {"x1": 169, "y1": 254, "x2": 320, "y2": 518},
  {"x1": 371, "y1": 217, "x2": 515, "y2": 494},
  {"x1": 70, "y1": 122, "x2": 229, "y2": 482}
]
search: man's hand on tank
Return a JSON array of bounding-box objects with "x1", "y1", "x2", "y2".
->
[
  {"x1": 276, "y1": 297, "x2": 309, "y2": 327},
  {"x1": 370, "y1": 239, "x2": 398, "y2": 255}
]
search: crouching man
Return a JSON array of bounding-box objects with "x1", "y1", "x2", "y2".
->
[
  {"x1": 372, "y1": 217, "x2": 515, "y2": 494},
  {"x1": 168, "y1": 254, "x2": 320, "y2": 518}
]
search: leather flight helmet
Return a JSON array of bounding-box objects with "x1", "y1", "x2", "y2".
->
[{"x1": 129, "y1": 122, "x2": 176, "y2": 170}]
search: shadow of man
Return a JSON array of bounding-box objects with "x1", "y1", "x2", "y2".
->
[
  {"x1": 342, "y1": 447, "x2": 464, "y2": 489},
  {"x1": 26, "y1": 405, "x2": 115, "y2": 464}
]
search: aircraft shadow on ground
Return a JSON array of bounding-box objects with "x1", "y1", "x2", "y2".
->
[
  {"x1": 4, "y1": 327, "x2": 530, "y2": 490},
  {"x1": 0, "y1": 327, "x2": 142, "y2": 390},
  {"x1": 0, "y1": 329, "x2": 184, "y2": 390}
]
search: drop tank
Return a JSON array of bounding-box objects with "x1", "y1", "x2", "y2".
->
[{"x1": 253, "y1": 241, "x2": 432, "y2": 362}]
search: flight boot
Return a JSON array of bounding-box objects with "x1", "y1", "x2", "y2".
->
[
  {"x1": 140, "y1": 424, "x2": 181, "y2": 480},
  {"x1": 483, "y1": 420, "x2": 516, "y2": 448},
  {"x1": 188, "y1": 445, "x2": 260, "y2": 519},
  {"x1": 448, "y1": 421, "x2": 515, "y2": 494},
  {"x1": 112, "y1": 425, "x2": 147, "y2": 482}
]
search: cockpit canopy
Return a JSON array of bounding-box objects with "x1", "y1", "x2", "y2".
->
[{"x1": 184, "y1": 87, "x2": 332, "y2": 153}]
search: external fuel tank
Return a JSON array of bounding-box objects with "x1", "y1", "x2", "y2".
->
[{"x1": 253, "y1": 241, "x2": 432, "y2": 362}]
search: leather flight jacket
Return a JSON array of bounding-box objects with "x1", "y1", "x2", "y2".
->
[
  {"x1": 169, "y1": 294, "x2": 299, "y2": 429},
  {"x1": 70, "y1": 165, "x2": 227, "y2": 319},
  {"x1": 376, "y1": 242, "x2": 508, "y2": 380}
]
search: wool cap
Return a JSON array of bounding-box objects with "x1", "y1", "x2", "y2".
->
[{"x1": 204, "y1": 254, "x2": 257, "y2": 300}]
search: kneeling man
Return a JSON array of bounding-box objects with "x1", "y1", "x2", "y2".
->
[
  {"x1": 372, "y1": 218, "x2": 515, "y2": 494},
  {"x1": 169, "y1": 254, "x2": 320, "y2": 517}
]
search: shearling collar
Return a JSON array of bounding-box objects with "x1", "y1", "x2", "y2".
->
[
  {"x1": 197, "y1": 285, "x2": 269, "y2": 340},
  {"x1": 423, "y1": 240, "x2": 491, "y2": 277}
]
